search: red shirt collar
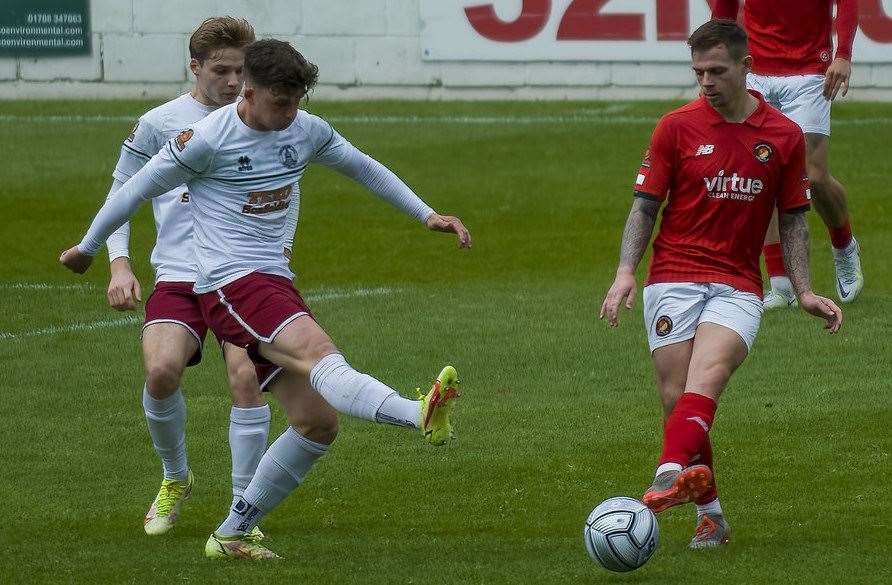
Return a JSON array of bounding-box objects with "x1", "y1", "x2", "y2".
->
[{"x1": 701, "y1": 89, "x2": 769, "y2": 127}]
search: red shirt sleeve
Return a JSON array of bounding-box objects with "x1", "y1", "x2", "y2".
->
[
  {"x1": 834, "y1": 0, "x2": 858, "y2": 61},
  {"x1": 779, "y1": 132, "x2": 812, "y2": 212},
  {"x1": 634, "y1": 116, "x2": 675, "y2": 202},
  {"x1": 711, "y1": 0, "x2": 741, "y2": 20}
]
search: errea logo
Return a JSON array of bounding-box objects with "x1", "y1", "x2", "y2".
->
[{"x1": 695, "y1": 144, "x2": 714, "y2": 156}]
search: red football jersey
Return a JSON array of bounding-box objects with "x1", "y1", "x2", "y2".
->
[
  {"x1": 634, "y1": 92, "x2": 811, "y2": 297},
  {"x1": 711, "y1": 0, "x2": 858, "y2": 76}
]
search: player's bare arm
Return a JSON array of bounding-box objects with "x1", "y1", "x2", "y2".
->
[
  {"x1": 600, "y1": 197, "x2": 661, "y2": 327},
  {"x1": 779, "y1": 211, "x2": 843, "y2": 332},
  {"x1": 425, "y1": 213, "x2": 472, "y2": 248},
  {"x1": 107, "y1": 256, "x2": 143, "y2": 311}
]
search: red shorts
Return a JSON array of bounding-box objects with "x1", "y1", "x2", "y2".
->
[
  {"x1": 256, "y1": 363, "x2": 284, "y2": 392},
  {"x1": 199, "y1": 272, "x2": 314, "y2": 365},
  {"x1": 143, "y1": 281, "x2": 208, "y2": 366}
]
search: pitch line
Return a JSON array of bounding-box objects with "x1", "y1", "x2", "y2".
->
[
  {"x1": 0, "y1": 282, "x2": 97, "y2": 291},
  {"x1": 0, "y1": 286, "x2": 399, "y2": 341}
]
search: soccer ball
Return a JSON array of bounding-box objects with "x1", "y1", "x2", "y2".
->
[{"x1": 583, "y1": 496, "x2": 659, "y2": 572}]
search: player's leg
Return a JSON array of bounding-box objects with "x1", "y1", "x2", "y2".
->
[
  {"x1": 222, "y1": 343, "x2": 270, "y2": 513},
  {"x1": 260, "y1": 314, "x2": 459, "y2": 444},
  {"x1": 805, "y1": 132, "x2": 863, "y2": 302},
  {"x1": 206, "y1": 370, "x2": 338, "y2": 559},
  {"x1": 762, "y1": 211, "x2": 797, "y2": 309},
  {"x1": 141, "y1": 321, "x2": 199, "y2": 535}
]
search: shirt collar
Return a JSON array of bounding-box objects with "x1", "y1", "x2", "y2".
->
[{"x1": 702, "y1": 89, "x2": 768, "y2": 127}]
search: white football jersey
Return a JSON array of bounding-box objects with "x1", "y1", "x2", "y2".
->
[
  {"x1": 147, "y1": 105, "x2": 353, "y2": 293},
  {"x1": 111, "y1": 93, "x2": 216, "y2": 282}
]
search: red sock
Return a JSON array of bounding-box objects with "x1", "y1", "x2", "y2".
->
[
  {"x1": 694, "y1": 436, "x2": 718, "y2": 505},
  {"x1": 829, "y1": 220, "x2": 853, "y2": 250},
  {"x1": 763, "y1": 242, "x2": 786, "y2": 277},
  {"x1": 659, "y1": 392, "x2": 717, "y2": 467}
]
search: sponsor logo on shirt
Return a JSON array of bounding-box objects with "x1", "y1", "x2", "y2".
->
[
  {"x1": 279, "y1": 144, "x2": 299, "y2": 169},
  {"x1": 695, "y1": 144, "x2": 715, "y2": 156},
  {"x1": 175, "y1": 129, "x2": 194, "y2": 152},
  {"x1": 242, "y1": 184, "x2": 292, "y2": 215},
  {"x1": 703, "y1": 170, "x2": 763, "y2": 202},
  {"x1": 752, "y1": 143, "x2": 773, "y2": 163}
]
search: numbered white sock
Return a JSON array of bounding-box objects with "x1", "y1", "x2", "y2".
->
[{"x1": 217, "y1": 427, "x2": 329, "y2": 536}]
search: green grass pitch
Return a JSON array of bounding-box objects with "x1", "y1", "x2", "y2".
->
[{"x1": 0, "y1": 99, "x2": 889, "y2": 583}]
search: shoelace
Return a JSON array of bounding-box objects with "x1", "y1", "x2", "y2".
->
[
  {"x1": 694, "y1": 517, "x2": 717, "y2": 539},
  {"x1": 154, "y1": 480, "x2": 185, "y2": 516},
  {"x1": 835, "y1": 252, "x2": 859, "y2": 282}
]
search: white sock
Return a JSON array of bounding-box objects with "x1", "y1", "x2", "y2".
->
[
  {"x1": 696, "y1": 497, "x2": 723, "y2": 516},
  {"x1": 655, "y1": 462, "x2": 683, "y2": 477},
  {"x1": 309, "y1": 353, "x2": 401, "y2": 422},
  {"x1": 229, "y1": 404, "x2": 271, "y2": 507},
  {"x1": 375, "y1": 392, "x2": 421, "y2": 428},
  {"x1": 216, "y1": 427, "x2": 329, "y2": 536},
  {"x1": 142, "y1": 385, "x2": 189, "y2": 481},
  {"x1": 769, "y1": 276, "x2": 793, "y2": 294}
]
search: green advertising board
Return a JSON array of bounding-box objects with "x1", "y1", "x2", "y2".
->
[{"x1": 0, "y1": 0, "x2": 91, "y2": 56}]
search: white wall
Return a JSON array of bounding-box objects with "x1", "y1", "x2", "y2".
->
[{"x1": 2, "y1": 0, "x2": 891, "y2": 101}]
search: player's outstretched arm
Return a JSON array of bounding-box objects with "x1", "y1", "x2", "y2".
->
[
  {"x1": 600, "y1": 197, "x2": 660, "y2": 327},
  {"x1": 778, "y1": 211, "x2": 843, "y2": 332}
]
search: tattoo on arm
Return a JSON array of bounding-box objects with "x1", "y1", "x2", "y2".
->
[
  {"x1": 618, "y1": 197, "x2": 661, "y2": 271},
  {"x1": 779, "y1": 211, "x2": 812, "y2": 295}
]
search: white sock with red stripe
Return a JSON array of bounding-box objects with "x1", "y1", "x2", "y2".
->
[
  {"x1": 217, "y1": 427, "x2": 329, "y2": 537},
  {"x1": 309, "y1": 353, "x2": 419, "y2": 425}
]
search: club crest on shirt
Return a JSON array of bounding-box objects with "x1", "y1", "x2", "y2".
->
[
  {"x1": 175, "y1": 129, "x2": 194, "y2": 152},
  {"x1": 641, "y1": 148, "x2": 652, "y2": 168},
  {"x1": 127, "y1": 121, "x2": 139, "y2": 143},
  {"x1": 655, "y1": 315, "x2": 673, "y2": 337},
  {"x1": 279, "y1": 144, "x2": 299, "y2": 169},
  {"x1": 237, "y1": 155, "x2": 253, "y2": 172},
  {"x1": 753, "y1": 143, "x2": 773, "y2": 163}
]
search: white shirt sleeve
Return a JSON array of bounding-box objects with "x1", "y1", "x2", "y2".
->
[
  {"x1": 113, "y1": 118, "x2": 160, "y2": 183},
  {"x1": 104, "y1": 179, "x2": 130, "y2": 261},
  {"x1": 311, "y1": 123, "x2": 435, "y2": 223},
  {"x1": 78, "y1": 130, "x2": 213, "y2": 256}
]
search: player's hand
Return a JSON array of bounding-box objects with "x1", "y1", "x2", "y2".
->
[
  {"x1": 107, "y1": 257, "x2": 142, "y2": 311},
  {"x1": 59, "y1": 246, "x2": 94, "y2": 274},
  {"x1": 599, "y1": 269, "x2": 637, "y2": 327},
  {"x1": 799, "y1": 291, "x2": 843, "y2": 333},
  {"x1": 823, "y1": 58, "x2": 851, "y2": 100},
  {"x1": 426, "y1": 213, "x2": 472, "y2": 248}
]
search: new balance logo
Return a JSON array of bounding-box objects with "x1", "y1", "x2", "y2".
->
[{"x1": 695, "y1": 144, "x2": 715, "y2": 156}]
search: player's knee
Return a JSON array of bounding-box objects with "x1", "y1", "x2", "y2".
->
[
  {"x1": 807, "y1": 160, "x2": 829, "y2": 188},
  {"x1": 295, "y1": 412, "x2": 338, "y2": 446},
  {"x1": 144, "y1": 359, "x2": 184, "y2": 398},
  {"x1": 228, "y1": 361, "x2": 264, "y2": 407}
]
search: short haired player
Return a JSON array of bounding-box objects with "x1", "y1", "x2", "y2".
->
[
  {"x1": 61, "y1": 39, "x2": 471, "y2": 560},
  {"x1": 600, "y1": 20, "x2": 842, "y2": 549},
  {"x1": 101, "y1": 17, "x2": 282, "y2": 538},
  {"x1": 712, "y1": 0, "x2": 863, "y2": 308}
]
